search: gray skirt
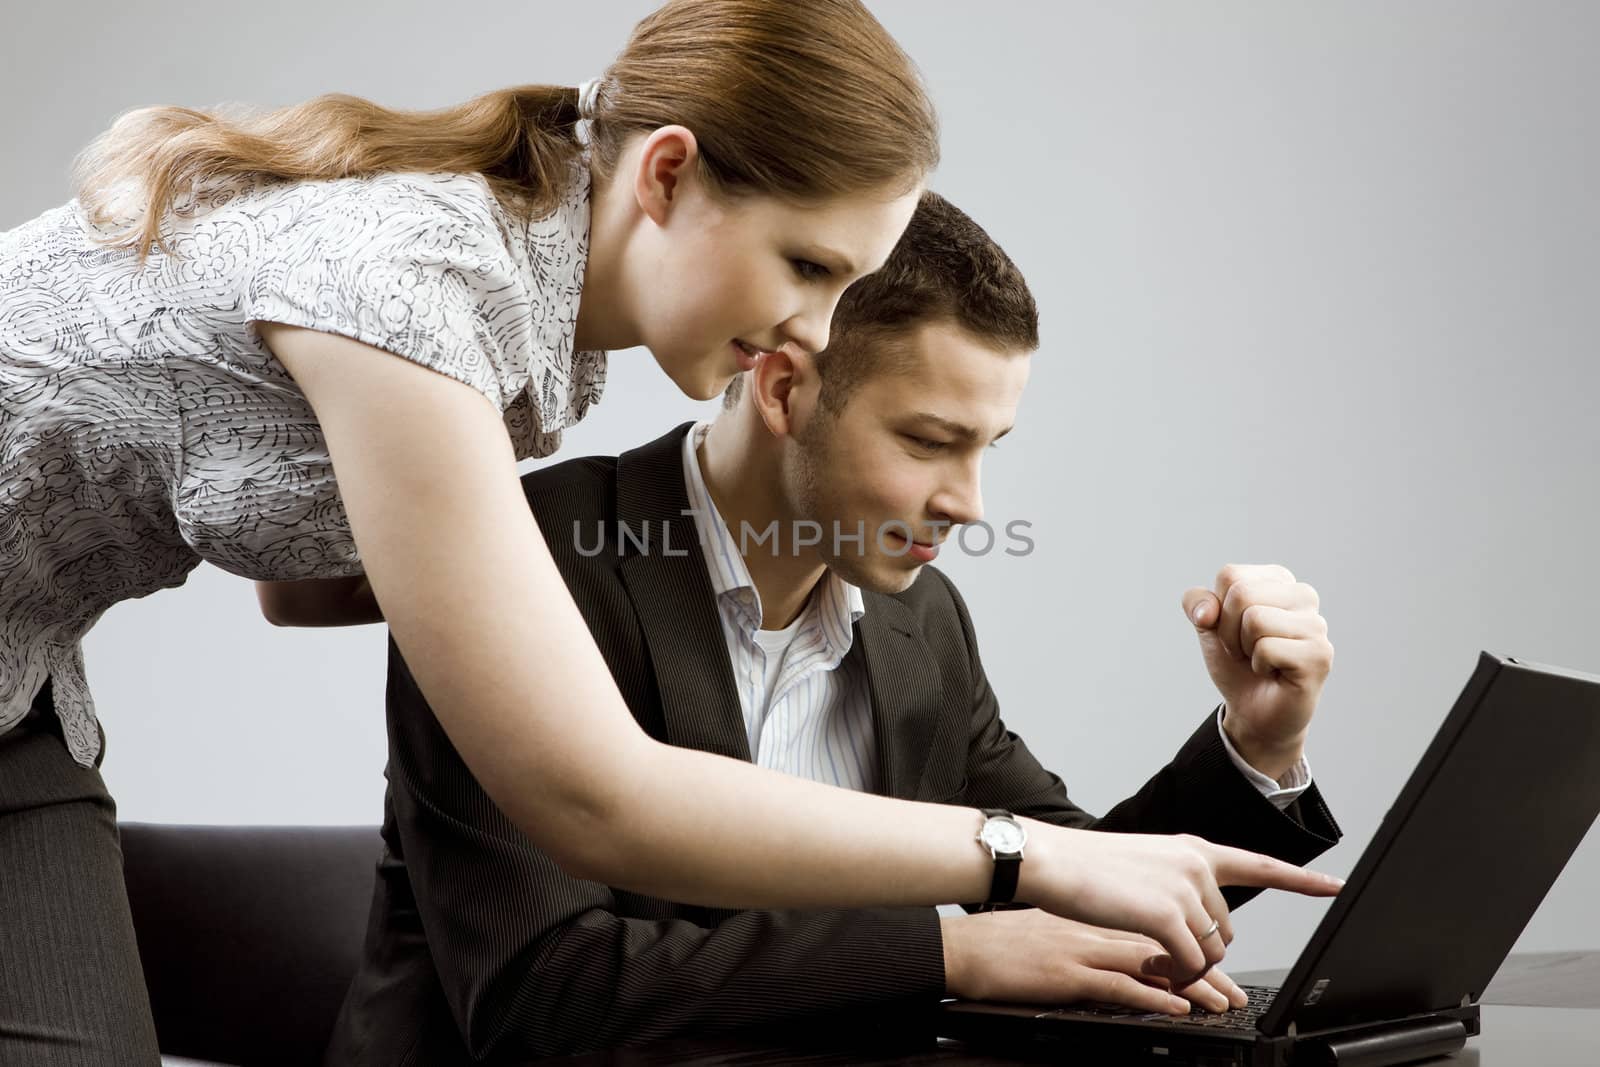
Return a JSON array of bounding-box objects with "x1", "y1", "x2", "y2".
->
[{"x1": 0, "y1": 679, "x2": 160, "y2": 1065}]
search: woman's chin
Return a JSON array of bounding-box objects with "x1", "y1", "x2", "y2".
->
[
  {"x1": 685, "y1": 368, "x2": 738, "y2": 402},
  {"x1": 653, "y1": 353, "x2": 734, "y2": 402}
]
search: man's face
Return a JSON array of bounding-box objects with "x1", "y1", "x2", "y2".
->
[{"x1": 783, "y1": 320, "x2": 1032, "y2": 593}]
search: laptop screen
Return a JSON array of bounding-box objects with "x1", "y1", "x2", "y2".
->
[{"x1": 1258, "y1": 652, "x2": 1600, "y2": 1036}]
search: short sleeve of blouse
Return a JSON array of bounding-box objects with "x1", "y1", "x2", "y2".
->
[{"x1": 245, "y1": 172, "x2": 533, "y2": 413}]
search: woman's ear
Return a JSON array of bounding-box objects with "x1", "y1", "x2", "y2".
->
[{"x1": 632, "y1": 125, "x2": 700, "y2": 226}]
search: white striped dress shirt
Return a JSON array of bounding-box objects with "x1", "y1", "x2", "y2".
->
[{"x1": 681, "y1": 423, "x2": 879, "y2": 791}]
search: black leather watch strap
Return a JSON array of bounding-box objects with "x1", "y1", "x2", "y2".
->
[{"x1": 981, "y1": 808, "x2": 1022, "y2": 907}]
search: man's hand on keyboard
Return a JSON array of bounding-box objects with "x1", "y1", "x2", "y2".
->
[{"x1": 941, "y1": 909, "x2": 1251, "y2": 1015}]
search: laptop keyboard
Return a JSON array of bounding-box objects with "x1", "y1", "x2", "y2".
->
[{"x1": 1059, "y1": 984, "x2": 1277, "y2": 1033}]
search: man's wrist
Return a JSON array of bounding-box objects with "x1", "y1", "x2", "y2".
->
[
  {"x1": 939, "y1": 914, "x2": 969, "y2": 996},
  {"x1": 1221, "y1": 706, "x2": 1307, "y2": 782}
]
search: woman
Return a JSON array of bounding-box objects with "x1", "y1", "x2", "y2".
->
[{"x1": 0, "y1": 1, "x2": 1338, "y2": 1060}]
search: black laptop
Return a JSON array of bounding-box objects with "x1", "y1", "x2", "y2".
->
[{"x1": 939, "y1": 651, "x2": 1600, "y2": 1066}]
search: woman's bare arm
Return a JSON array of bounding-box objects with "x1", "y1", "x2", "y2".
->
[
  {"x1": 256, "y1": 323, "x2": 1341, "y2": 978},
  {"x1": 256, "y1": 576, "x2": 383, "y2": 626}
]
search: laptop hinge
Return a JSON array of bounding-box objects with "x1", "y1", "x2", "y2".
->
[{"x1": 1303, "y1": 1018, "x2": 1468, "y2": 1066}]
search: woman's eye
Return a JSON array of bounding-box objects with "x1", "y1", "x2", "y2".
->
[{"x1": 790, "y1": 258, "x2": 830, "y2": 280}]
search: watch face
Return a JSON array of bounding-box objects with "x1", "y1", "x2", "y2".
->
[{"x1": 982, "y1": 817, "x2": 1026, "y2": 853}]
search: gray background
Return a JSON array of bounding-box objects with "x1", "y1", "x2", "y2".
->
[{"x1": 2, "y1": 2, "x2": 1595, "y2": 971}]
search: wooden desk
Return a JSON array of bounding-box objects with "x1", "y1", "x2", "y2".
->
[
  {"x1": 1481, "y1": 951, "x2": 1600, "y2": 1009},
  {"x1": 527, "y1": 951, "x2": 1600, "y2": 1065}
]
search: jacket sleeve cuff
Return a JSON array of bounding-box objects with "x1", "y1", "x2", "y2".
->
[{"x1": 1216, "y1": 704, "x2": 1313, "y2": 809}]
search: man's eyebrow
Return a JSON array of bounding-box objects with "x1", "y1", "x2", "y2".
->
[
  {"x1": 909, "y1": 412, "x2": 1015, "y2": 444},
  {"x1": 794, "y1": 244, "x2": 857, "y2": 276}
]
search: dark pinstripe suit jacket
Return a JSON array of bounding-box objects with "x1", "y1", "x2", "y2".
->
[{"x1": 327, "y1": 424, "x2": 1341, "y2": 1066}]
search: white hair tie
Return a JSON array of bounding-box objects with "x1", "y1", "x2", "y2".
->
[{"x1": 576, "y1": 79, "x2": 604, "y2": 121}]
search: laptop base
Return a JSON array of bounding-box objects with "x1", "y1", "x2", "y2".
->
[{"x1": 939, "y1": 998, "x2": 1478, "y2": 1066}]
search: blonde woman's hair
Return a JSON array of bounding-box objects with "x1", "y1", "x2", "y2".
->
[{"x1": 74, "y1": 0, "x2": 939, "y2": 261}]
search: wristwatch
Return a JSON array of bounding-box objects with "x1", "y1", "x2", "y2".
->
[{"x1": 975, "y1": 809, "x2": 1027, "y2": 907}]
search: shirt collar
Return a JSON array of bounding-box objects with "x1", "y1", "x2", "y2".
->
[{"x1": 680, "y1": 421, "x2": 866, "y2": 640}]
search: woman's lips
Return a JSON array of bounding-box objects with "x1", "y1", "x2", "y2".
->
[{"x1": 731, "y1": 339, "x2": 766, "y2": 372}]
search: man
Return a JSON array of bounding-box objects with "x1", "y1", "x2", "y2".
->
[{"x1": 324, "y1": 193, "x2": 1340, "y2": 1064}]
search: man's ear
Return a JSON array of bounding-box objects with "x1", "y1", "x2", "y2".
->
[
  {"x1": 632, "y1": 125, "x2": 700, "y2": 227},
  {"x1": 749, "y1": 348, "x2": 818, "y2": 440}
]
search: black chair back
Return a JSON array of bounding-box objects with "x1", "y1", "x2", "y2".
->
[{"x1": 121, "y1": 823, "x2": 381, "y2": 1066}]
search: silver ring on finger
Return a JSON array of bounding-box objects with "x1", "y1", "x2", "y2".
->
[{"x1": 1197, "y1": 918, "x2": 1222, "y2": 941}]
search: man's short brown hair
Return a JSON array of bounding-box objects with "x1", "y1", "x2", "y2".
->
[{"x1": 724, "y1": 191, "x2": 1038, "y2": 411}]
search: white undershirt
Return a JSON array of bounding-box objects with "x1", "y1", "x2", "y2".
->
[{"x1": 747, "y1": 611, "x2": 808, "y2": 755}]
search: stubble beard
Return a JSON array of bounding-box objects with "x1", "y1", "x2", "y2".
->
[{"x1": 789, "y1": 414, "x2": 914, "y2": 595}]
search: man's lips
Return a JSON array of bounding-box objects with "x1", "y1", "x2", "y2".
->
[{"x1": 886, "y1": 530, "x2": 940, "y2": 563}]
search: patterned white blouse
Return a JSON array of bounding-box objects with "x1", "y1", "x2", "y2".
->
[{"x1": 0, "y1": 166, "x2": 606, "y2": 768}]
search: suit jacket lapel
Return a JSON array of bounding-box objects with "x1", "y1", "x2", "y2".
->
[
  {"x1": 856, "y1": 593, "x2": 945, "y2": 800},
  {"x1": 615, "y1": 425, "x2": 752, "y2": 763}
]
